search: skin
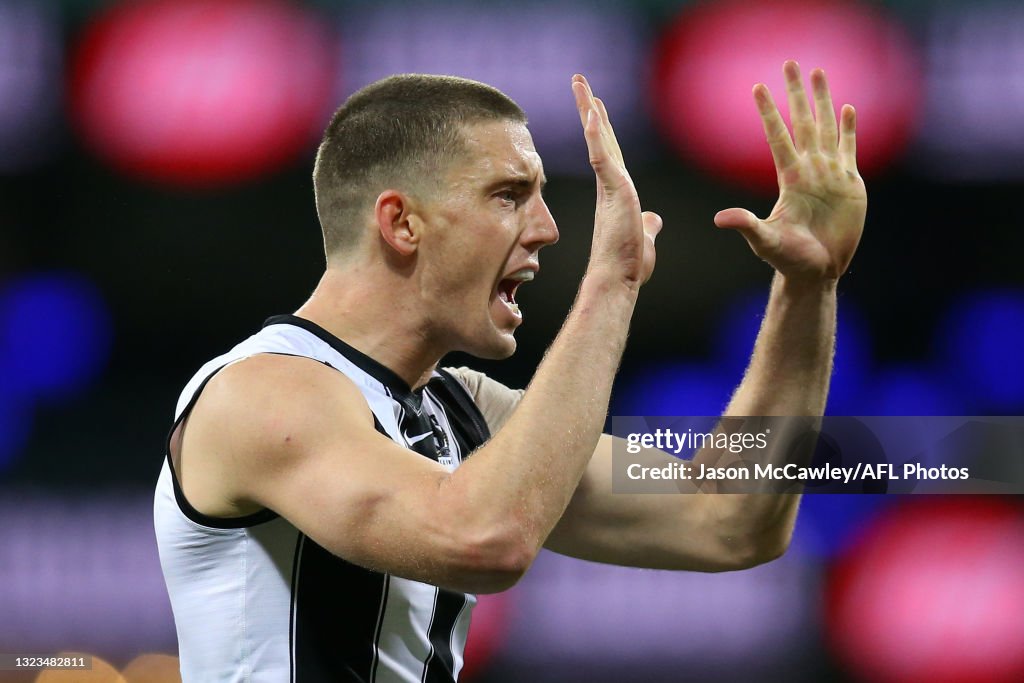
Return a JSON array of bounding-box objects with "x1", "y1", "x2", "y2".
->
[
  {"x1": 547, "y1": 64, "x2": 865, "y2": 569},
  {"x1": 173, "y1": 61, "x2": 865, "y2": 592},
  {"x1": 394, "y1": 121, "x2": 558, "y2": 361}
]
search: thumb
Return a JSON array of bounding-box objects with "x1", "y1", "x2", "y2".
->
[
  {"x1": 642, "y1": 211, "x2": 663, "y2": 239},
  {"x1": 713, "y1": 208, "x2": 759, "y2": 232},
  {"x1": 713, "y1": 207, "x2": 771, "y2": 247}
]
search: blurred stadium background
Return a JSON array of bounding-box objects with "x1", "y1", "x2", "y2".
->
[{"x1": 1, "y1": 0, "x2": 1023, "y2": 681}]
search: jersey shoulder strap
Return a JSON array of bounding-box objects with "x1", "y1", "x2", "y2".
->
[{"x1": 430, "y1": 368, "x2": 492, "y2": 447}]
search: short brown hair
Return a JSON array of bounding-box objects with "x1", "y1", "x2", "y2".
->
[{"x1": 313, "y1": 74, "x2": 527, "y2": 258}]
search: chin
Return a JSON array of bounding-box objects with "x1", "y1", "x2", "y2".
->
[
  {"x1": 462, "y1": 327, "x2": 518, "y2": 361},
  {"x1": 471, "y1": 338, "x2": 517, "y2": 361}
]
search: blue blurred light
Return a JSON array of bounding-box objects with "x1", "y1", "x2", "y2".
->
[
  {"x1": 871, "y1": 366, "x2": 961, "y2": 416},
  {"x1": 940, "y1": 290, "x2": 1024, "y2": 410},
  {"x1": 612, "y1": 363, "x2": 732, "y2": 416},
  {"x1": 713, "y1": 291, "x2": 873, "y2": 414},
  {"x1": 712, "y1": 291, "x2": 767, "y2": 380},
  {"x1": 0, "y1": 273, "x2": 112, "y2": 402},
  {"x1": 790, "y1": 494, "x2": 892, "y2": 559},
  {"x1": 0, "y1": 390, "x2": 32, "y2": 472}
]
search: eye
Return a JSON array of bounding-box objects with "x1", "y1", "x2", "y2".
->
[{"x1": 496, "y1": 189, "x2": 520, "y2": 207}]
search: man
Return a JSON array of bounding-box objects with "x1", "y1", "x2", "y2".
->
[{"x1": 154, "y1": 62, "x2": 865, "y2": 682}]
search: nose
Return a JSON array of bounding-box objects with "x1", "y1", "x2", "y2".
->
[{"x1": 521, "y1": 197, "x2": 559, "y2": 250}]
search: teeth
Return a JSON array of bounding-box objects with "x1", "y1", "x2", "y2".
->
[
  {"x1": 497, "y1": 290, "x2": 521, "y2": 316},
  {"x1": 507, "y1": 269, "x2": 534, "y2": 282}
]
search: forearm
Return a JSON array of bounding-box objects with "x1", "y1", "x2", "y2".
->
[
  {"x1": 728, "y1": 273, "x2": 836, "y2": 416},
  {"x1": 444, "y1": 275, "x2": 636, "y2": 555},
  {"x1": 430, "y1": 73, "x2": 658, "y2": 580},
  {"x1": 697, "y1": 273, "x2": 837, "y2": 558},
  {"x1": 540, "y1": 63, "x2": 864, "y2": 573}
]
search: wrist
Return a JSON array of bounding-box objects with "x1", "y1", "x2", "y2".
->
[
  {"x1": 774, "y1": 272, "x2": 839, "y2": 299},
  {"x1": 578, "y1": 270, "x2": 640, "y2": 309}
]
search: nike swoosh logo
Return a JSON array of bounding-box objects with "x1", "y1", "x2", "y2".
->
[{"x1": 405, "y1": 431, "x2": 432, "y2": 445}]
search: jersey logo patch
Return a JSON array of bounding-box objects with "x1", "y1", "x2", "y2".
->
[{"x1": 404, "y1": 431, "x2": 433, "y2": 445}]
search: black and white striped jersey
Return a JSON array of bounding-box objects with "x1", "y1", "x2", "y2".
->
[{"x1": 154, "y1": 315, "x2": 492, "y2": 682}]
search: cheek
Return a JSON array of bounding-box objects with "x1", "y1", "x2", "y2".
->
[
  {"x1": 431, "y1": 214, "x2": 515, "y2": 298},
  {"x1": 431, "y1": 248, "x2": 488, "y2": 305}
]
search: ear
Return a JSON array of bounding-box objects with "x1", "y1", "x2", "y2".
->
[{"x1": 374, "y1": 190, "x2": 420, "y2": 257}]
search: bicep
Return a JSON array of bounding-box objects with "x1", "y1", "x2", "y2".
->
[
  {"x1": 543, "y1": 434, "x2": 743, "y2": 571},
  {"x1": 191, "y1": 356, "x2": 505, "y2": 591},
  {"x1": 255, "y1": 420, "x2": 458, "y2": 577}
]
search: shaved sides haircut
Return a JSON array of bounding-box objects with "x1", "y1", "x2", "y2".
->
[{"x1": 313, "y1": 74, "x2": 527, "y2": 259}]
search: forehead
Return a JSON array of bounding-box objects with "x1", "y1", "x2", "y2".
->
[{"x1": 448, "y1": 120, "x2": 545, "y2": 189}]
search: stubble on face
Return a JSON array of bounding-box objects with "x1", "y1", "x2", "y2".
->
[{"x1": 415, "y1": 120, "x2": 547, "y2": 360}]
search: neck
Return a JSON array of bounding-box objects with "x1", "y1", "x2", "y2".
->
[{"x1": 294, "y1": 265, "x2": 443, "y2": 389}]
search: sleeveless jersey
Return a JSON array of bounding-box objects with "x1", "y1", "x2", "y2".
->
[{"x1": 154, "y1": 315, "x2": 492, "y2": 682}]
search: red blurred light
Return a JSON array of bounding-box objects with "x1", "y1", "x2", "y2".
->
[
  {"x1": 70, "y1": 0, "x2": 335, "y2": 187},
  {"x1": 461, "y1": 592, "x2": 511, "y2": 680},
  {"x1": 826, "y1": 498, "x2": 1024, "y2": 683},
  {"x1": 653, "y1": 0, "x2": 921, "y2": 191}
]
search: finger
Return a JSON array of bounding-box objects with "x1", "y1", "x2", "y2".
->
[
  {"x1": 838, "y1": 104, "x2": 857, "y2": 168},
  {"x1": 641, "y1": 213, "x2": 660, "y2": 284},
  {"x1": 574, "y1": 79, "x2": 608, "y2": 158},
  {"x1": 575, "y1": 74, "x2": 618, "y2": 160},
  {"x1": 581, "y1": 105, "x2": 602, "y2": 160},
  {"x1": 574, "y1": 74, "x2": 625, "y2": 185},
  {"x1": 811, "y1": 68, "x2": 839, "y2": 153},
  {"x1": 754, "y1": 84, "x2": 798, "y2": 172},
  {"x1": 574, "y1": 75, "x2": 613, "y2": 147},
  {"x1": 714, "y1": 208, "x2": 759, "y2": 233},
  {"x1": 593, "y1": 96, "x2": 624, "y2": 167},
  {"x1": 574, "y1": 72, "x2": 593, "y2": 94},
  {"x1": 572, "y1": 76, "x2": 594, "y2": 129},
  {"x1": 642, "y1": 211, "x2": 663, "y2": 239},
  {"x1": 579, "y1": 101, "x2": 617, "y2": 185},
  {"x1": 572, "y1": 74, "x2": 601, "y2": 128},
  {"x1": 783, "y1": 60, "x2": 817, "y2": 153},
  {"x1": 714, "y1": 208, "x2": 774, "y2": 253}
]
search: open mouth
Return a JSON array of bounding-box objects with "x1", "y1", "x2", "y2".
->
[{"x1": 496, "y1": 268, "x2": 535, "y2": 318}]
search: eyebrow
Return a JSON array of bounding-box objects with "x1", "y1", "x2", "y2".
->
[{"x1": 485, "y1": 174, "x2": 547, "y2": 194}]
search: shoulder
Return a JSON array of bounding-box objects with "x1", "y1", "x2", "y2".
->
[
  {"x1": 443, "y1": 366, "x2": 523, "y2": 434},
  {"x1": 178, "y1": 352, "x2": 383, "y2": 515},
  {"x1": 211, "y1": 352, "x2": 368, "y2": 411},
  {"x1": 191, "y1": 353, "x2": 375, "y2": 464}
]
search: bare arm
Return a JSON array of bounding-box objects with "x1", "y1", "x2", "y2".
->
[
  {"x1": 176, "y1": 74, "x2": 662, "y2": 594},
  {"x1": 545, "y1": 61, "x2": 866, "y2": 570}
]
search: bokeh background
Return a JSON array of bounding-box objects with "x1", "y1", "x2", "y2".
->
[{"x1": 2, "y1": 0, "x2": 1023, "y2": 681}]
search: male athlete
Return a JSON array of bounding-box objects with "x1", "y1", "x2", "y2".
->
[{"x1": 155, "y1": 62, "x2": 865, "y2": 681}]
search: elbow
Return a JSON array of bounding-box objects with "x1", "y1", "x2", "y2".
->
[
  {"x1": 451, "y1": 526, "x2": 536, "y2": 593},
  {"x1": 706, "y1": 495, "x2": 797, "y2": 571},
  {"x1": 721, "y1": 526, "x2": 793, "y2": 571},
  {"x1": 467, "y1": 557, "x2": 530, "y2": 594}
]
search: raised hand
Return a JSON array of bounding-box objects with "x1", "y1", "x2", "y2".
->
[
  {"x1": 572, "y1": 74, "x2": 662, "y2": 289},
  {"x1": 714, "y1": 61, "x2": 866, "y2": 282}
]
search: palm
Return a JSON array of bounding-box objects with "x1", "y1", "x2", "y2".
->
[
  {"x1": 762, "y1": 170, "x2": 866, "y2": 279},
  {"x1": 716, "y1": 62, "x2": 866, "y2": 282}
]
